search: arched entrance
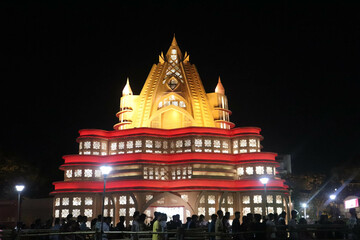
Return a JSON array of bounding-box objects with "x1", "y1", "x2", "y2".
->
[{"x1": 141, "y1": 192, "x2": 194, "y2": 223}]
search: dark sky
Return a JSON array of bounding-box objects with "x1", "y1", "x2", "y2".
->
[{"x1": 1, "y1": 1, "x2": 359, "y2": 195}]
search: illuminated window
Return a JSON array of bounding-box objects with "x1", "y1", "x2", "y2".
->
[
  {"x1": 268, "y1": 207, "x2": 274, "y2": 214},
  {"x1": 179, "y1": 101, "x2": 186, "y2": 108},
  {"x1": 85, "y1": 197, "x2": 93, "y2": 206},
  {"x1": 227, "y1": 196, "x2": 234, "y2": 204},
  {"x1": 66, "y1": 170, "x2": 72, "y2": 178},
  {"x1": 233, "y1": 140, "x2": 238, "y2": 148},
  {"x1": 119, "y1": 208, "x2": 126, "y2": 216},
  {"x1": 133, "y1": 140, "x2": 141, "y2": 148},
  {"x1": 84, "y1": 141, "x2": 91, "y2": 149},
  {"x1": 208, "y1": 195, "x2": 216, "y2": 204},
  {"x1": 176, "y1": 140, "x2": 183, "y2": 148},
  {"x1": 242, "y1": 196, "x2": 250, "y2": 204},
  {"x1": 158, "y1": 102, "x2": 163, "y2": 108},
  {"x1": 92, "y1": 141, "x2": 100, "y2": 150},
  {"x1": 119, "y1": 142, "x2": 125, "y2": 149},
  {"x1": 55, "y1": 209, "x2": 59, "y2": 218},
  {"x1": 228, "y1": 208, "x2": 234, "y2": 216},
  {"x1": 129, "y1": 207, "x2": 136, "y2": 216},
  {"x1": 61, "y1": 209, "x2": 69, "y2": 218},
  {"x1": 267, "y1": 195, "x2": 274, "y2": 204},
  {"x1": 222, "y1": 141, "x2": 229, "y2": 149},
  {"x1": 199, "y1": 196, "x2": 205, "y2": 204},
  {"x1": 209, "y1": 207, "x2": 216, "y2": 215},
  {"x1": 242, "y1": 207, "x2": 251, "y2": 216},
  {"x1": 84, "y1": 169, "x2": 93, "y2": 177},
  {"x1": 146, "y1": 140, "x2": 153, "y2": 148},
  {"x1": 74, "y1": 169, "x2": 82, "y2": 177},
  {"x1": 249, "y1": 139, "x2": 257, "y2": 147},
  {"x1": 277, "y1": 207, "x2": 283, "y2": 215},
  {"x1": 266, "y1": 167, "x2": 273, "y2": 175},
  {"x1": 62, "y1": 197, "x2": 69, "y2": 206},
  {"x1": 94, "y1": 170, "x2": 101, "y2": 178},
  {"x1": 240, "y1": 139, "x2": 247, "y2": 147},
  {"x1": 126, "y1": 141, "x2": 133, "y2": 149},
  {"x1": 237, "y1": 167, "x2": 244, "y2": 176},
  {"x1": 55, "y1": 198, "x2": 60, "y2": 206},
  {"x1": 129, "y1": 196, "x2": 135, "y2": 204},
  {"x1": 120, "y1": 196, "x2": 126, "y2": 205},
  {"x1": 204, "y1": 139, "x2": 211, "y2": 147},
  {"x1": 155, "y1": 141, "x2": 161, "y2": 149},
  {"x1": 72, "y1": 209, "x2": 81, "y2": 217},
  {"x1": 253, "y1": 195, "x2": 262, "y2": 204},
  {"x1": 213, "y1": 140, "x2": 220, "y2": 148},
  {"x1": 184, "y1": 139, "x2": 191, "y2": 147},
  {"x1": 84, "y1": 209, "x2": 93, "y2": 218},
  {"x1": 276, "y1": 195, "x2": 282, "y2": 204},
  {"x1": 101, "y1": 142, "x2": 107, "y2": 150},
  {"x1": 111, "y1": 142, "x2": 117, "y2": 151},
  {"x1": 79, "y1": 142, "x2": 83, "y2": 150},
  {"x1": 73, "y1": 197, "x2": 81, "y2": 206},
  {"x1": 254, "y1": 207, "x2": 262, "y2": 215},
  {"x1": 104, "y1": 197, "x2": 109, "y2": 206},
  {"x1": 255, "y1": 166, "x2": 264, "y2": 175},
  {"x1": 240, "y1": 149, "x2": 248, "y2": 153},
  {"x1": 198, "y1": 207, "x2": 205, "y2": 215},
  {"x1": 195, "y1": 139, "x2": 202, "y2": 147},
  {"x1": 245, "y1": 167, "x2": 253, "y2": 175}
]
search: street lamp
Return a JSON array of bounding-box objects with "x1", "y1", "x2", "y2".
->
[
  {"x1": 301, "y1": 203, "x2": 307, "y2": 219},
  {"x1": 330, "y1": 194, "x2": 336, "y2": 200},
  {"x1": 15, "y1": 185, "x2": 25, "y2": 230},
  {"x1": 100, "y1": 166, "x2": 112, "y2": 234},
  {"x1": 259, "y1": 177, "x2": 269, "y2": 216}
]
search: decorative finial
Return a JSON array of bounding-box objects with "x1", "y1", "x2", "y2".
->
[
  {"x1": 122, "y1": 77, "x2": 133, "y2": 96},
  {"x1": 215, "y1": 76, "x2": 225, "y2": 95}
]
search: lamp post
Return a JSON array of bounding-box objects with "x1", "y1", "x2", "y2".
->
[
  {"x1": 259, "y1": 177, "x2": 269, "y2": 216},
  {"x1": 100, "y1": 166, "x2": 112, "y2": 235},
  {"x1": 301, "y1": 203, "x2": 307, "y2": 219},
  {"x1": 15, "y1": 185, "x2": 25, "y2": 230}
]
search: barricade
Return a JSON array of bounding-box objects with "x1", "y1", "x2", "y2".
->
[{"x1": 0, "y1": 224, "x2": 357, "y2": 240}]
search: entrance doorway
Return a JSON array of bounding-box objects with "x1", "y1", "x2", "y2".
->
[{"x1": 147, "y1": 206, "x2": 185, "y2": 223}]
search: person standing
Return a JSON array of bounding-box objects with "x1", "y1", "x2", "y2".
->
[
  {"x1": 231, "y1": 212, "x2": 241, "y2": 240},
  {"x1": 152, "y1": 213, "x2": 162, "y2": 240},
  {"x1": 288, "y1": 210, "x2": 298, "y2": 240},
  {"x1": 215, "y1": 210, "x2": 224, "y2": 240}
]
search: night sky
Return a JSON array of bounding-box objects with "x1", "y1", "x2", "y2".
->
[{"x1": 1, "y1": 1, "x2": 359, "y2": 195}]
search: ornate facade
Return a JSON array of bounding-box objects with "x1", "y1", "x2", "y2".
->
[{"x1": 51, "y1": 36, "x2": 290, "y2": 227}]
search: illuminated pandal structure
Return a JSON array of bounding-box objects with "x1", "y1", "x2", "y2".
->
[{"x1": 51, "y1": 36, "x2": 290, "y2": 226}]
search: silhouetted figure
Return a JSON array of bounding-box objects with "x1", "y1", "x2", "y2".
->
[
  {"x1": 232, "y1": 212, "x2": 241, "y2": 240},
  {"x1": 266, "y1": 213, "x2": 276, "y2": 239},
  {"x1": 188, "y1": 215, "x2": 198, "y2": 229},
  {"x1": 208, "y1": 214, "x2": 217, "y2": 240},
  {"x1": 215, "y1": 210, "x2": 224, "y2": 240},
  {"x1": 167, "y1": 214, "x2": 182, "y2": 230}
]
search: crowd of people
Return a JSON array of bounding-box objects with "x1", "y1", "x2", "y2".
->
[{"x1": 11, "y1": 208, "x2": 360, "y2": 240}]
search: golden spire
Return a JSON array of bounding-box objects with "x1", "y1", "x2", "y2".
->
[
  {"x1": 215, "y1": 76, "x2": 225, "y2": 95},
  {"x1": 122, "y1": 78, "x2": 133, "y2": 96},
  {"x1": 166, "y1": 34, "x2": 182, "y2": 60}
]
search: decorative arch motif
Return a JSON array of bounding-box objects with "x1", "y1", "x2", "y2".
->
[{"x1": 141, "y1": 192, "x2": 195, "y2": 222}]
